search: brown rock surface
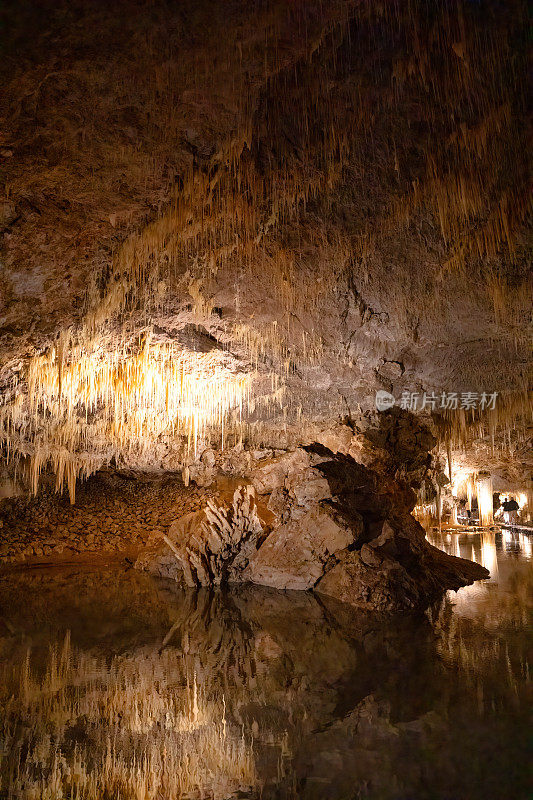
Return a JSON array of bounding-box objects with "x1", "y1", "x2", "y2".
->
[
  {"x1": 135, "y1": 432, "x2": 488, "y2": 611},
  {"x1": 245, "y1": 506, "x2": 356, "y2": 591},
  {"x1": 0, "y1": 469, "x2": 209, "y2": 568},
  {"x1": 0, "y1": 0, "x2": 529, "y2": 501}
]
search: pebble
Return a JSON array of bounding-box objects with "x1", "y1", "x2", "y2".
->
[{"x1": 0, "y1": 473, "x2": 214, "y2": 566}]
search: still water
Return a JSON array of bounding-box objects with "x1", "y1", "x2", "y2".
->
[{"x1": 0, "y1": 529, "x2": 530, "y2": 800}]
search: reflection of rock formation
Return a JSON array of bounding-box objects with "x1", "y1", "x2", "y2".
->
[{"x1": 138, "y1": 441, "x2": 488, "y2": 611}]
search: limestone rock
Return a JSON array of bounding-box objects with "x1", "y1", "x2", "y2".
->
[
  {"x1": 4, "y1": 442, "x2": 487, "y2": 614},
  {"x1": 0, "y1": 201, "x2": 16, "y2": 231},
  {"x1": 316, "y1": 549, "x2": 421, "y2": 612},
  {"x1": 245, "y1": 506, "x2": 356, "y2": 590},
  {"x1": 290, "y1": 468, "x2": 332, "y2": 513},
  {"x1": 315, "y1": 504, "x2": 488, "y2": 612},
  {"x1": 201, "y1": 449, "x2": 216, "y2": 467},
  {"x1": 312, "y1": 423, "x2": 354, "y2": 454},
  {"x1": 250, "y1": 449, "x2": 312, "y2": 495},
  {"x1": 137, "y1": 485, "x2": 270, "y2": 587}
]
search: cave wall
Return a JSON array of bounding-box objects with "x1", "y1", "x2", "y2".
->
[{"x1": 0, "y1": 0, "x2": 530, "y2": 492}]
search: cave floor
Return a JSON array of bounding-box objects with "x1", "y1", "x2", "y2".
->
[
  {"x1": 0, "y1": 529, "x2": 530, "y2": 799},
  {"x1": 0, "y1": 472, "x2": 212, "y2": 569}
]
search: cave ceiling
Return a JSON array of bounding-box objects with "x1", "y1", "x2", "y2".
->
[{"x1": 0, "y1": 0, "x2": 531, "y2": 493}]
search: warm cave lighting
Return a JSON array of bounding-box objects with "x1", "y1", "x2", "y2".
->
[
  {"x1": 476, "y1": 472, "x2": 494, "y2": 527},
  {"x1": 517, "y1": 493, "x2": 528, "y2": 512},
  {"x1": 0, "y1": 333, "x2": 252, "y2": 502},
  {"x1": 480, "y1": 532, "x2": 498, "y2": 578},
  {"x1": 0, "y1": 1, "x2": 530, "y2": 798},
  {"x1": 520, "y1": 534, "x2": 532, "y2": 559},
  {"x1": 3, "y1": 635, "x2": 256, "y2": 798},
  {"x1": 502, "y1": 528, "x2": 513, "y2": 548}
]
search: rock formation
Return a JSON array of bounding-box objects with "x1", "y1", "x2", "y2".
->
[
  {"x1": 137, "y1": 485, "x2": 268, "y2": 587},
  {"x1": 0, "y1": 0, "x2": 527, "y2": 612},
  {"x1": 0, "y1": 0, "x2": 530, "y2": 502},
  {"x1": 137, "y1": 417, "x2": 488, "y2": 611}
]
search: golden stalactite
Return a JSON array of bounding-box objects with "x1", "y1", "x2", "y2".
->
[
  {"x1": 0, "y1": 0, "x2": 529, "y2": 499},
  {"x1": 0, "y1": 331, "x2": 252, "y2": 503}
]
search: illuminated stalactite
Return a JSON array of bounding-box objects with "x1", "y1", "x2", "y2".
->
[
  {"x1": 0, "y1": 332, "x2": 254, "y2": 502},
  {"x1": 476, "y1": 472, "x2": 493, "y2": 527},
  {"x1": 437, "y1": 396, "x2": 531, "y2": 449},
  {"x1": 0, "y1": 0, "x2": 530, "y2": 500}
]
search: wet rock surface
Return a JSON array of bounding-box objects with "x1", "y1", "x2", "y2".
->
[{"x1": 137, "y1": 419, "x2": 488, "y2": 611}]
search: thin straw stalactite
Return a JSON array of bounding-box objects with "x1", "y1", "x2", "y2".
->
[
  {"x1": 0, "y1": 0, "x2": 529, "y2": 500},
  {"x1": 0, "y1": 332, "x2": 253, "y2": 503}
]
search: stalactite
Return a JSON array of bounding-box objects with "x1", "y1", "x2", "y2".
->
[
  {"x1": 0, "y1": 0, "x2": 529, "y2": 499},
  {"x1": 0, "y1": 332, "x2": 253, "y2": 502},
  {"x1": 435, "y1": 391, "x2": 532, "y2": 454}
]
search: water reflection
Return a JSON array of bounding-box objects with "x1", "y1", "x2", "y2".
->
[
  {"x1": 0, "y1": 546, "x2": 531, "y2": 799},
  {"x1": 427, "y1": 527, "x2": 532, "y2": 579},
  {"x1": 426, "y1": 527, "x2": 532, "y2": 622}
]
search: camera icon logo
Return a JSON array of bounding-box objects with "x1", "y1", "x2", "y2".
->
[{"x1": 375, "y1": 390, "x2": 395, "y2": 411}]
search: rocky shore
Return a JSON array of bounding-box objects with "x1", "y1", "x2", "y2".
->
[
  {"x1": 137, "y1": 440, "x2": 487, "y2": 612},
  {"x1": 0, "y1": 471, "x2": 212, "y2": 566},
  {"x1": 0, "y1": 411, "x2": 488, "y2": 610}
]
